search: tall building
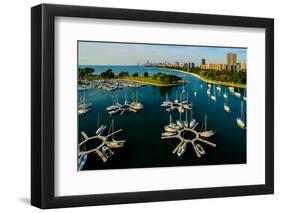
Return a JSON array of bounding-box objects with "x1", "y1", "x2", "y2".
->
[
  {"x1": 227, "y1": 53, "x2": 237, "y2": 71},
  {"x1": 227, "y1": 53, "x2": 237, "y2": 65},
  {"x1": 202, "y1": 59, "x2": 206, "y2": 65}
]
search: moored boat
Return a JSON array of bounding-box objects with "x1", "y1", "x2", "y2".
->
[
  {"x1": 195, "y1": 144, "x2": 205, "y2": 155},
  {"x1": 162, "y1": 132, "x2": 177, "y2": 137},
  {"x1": 96, "y1": 125, "x2": 107, "y2": 135},
  {"x1": 224, "y1": 103, "x2": 231, "y2": 113},
  {"x1": 177, "y1": 143, "x2": 187, "y2": 157},
  {"x1": 199, "y1": 115, "x2": 215, "y2": 138},
  {"x1": 236, "y1": 101, "x2": 246, "y2": 129}
]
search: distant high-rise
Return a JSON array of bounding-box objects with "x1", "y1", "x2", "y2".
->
[
  {"x1": 201, "y1": 59, "x2": 206, "y2": 65},
  {"x1": 227, "y1": 53, "x2": 237, "y2": 65},
  {"x1": 227, "y1": 53, "x2": 237, "y2": 71}
]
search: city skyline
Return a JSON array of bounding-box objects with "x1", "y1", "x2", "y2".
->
[{"x1": 78, "y1": 41, "x2": 247, "y2": 66}]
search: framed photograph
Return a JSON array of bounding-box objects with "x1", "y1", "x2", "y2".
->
[{"x1": 31, "y1": 4, "x2": 274, "y2": 209}]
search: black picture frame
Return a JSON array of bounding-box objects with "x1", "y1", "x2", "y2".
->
[{"x1": 31, "y1": 3, "x2": 274, "y2": 209}]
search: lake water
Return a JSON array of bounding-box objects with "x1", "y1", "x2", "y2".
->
[{"x1": 78, "y1": 65, "x2": 246, "y2": 171}]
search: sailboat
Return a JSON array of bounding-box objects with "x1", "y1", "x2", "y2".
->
[
  {"x1": 161, "y1": 93, "x2": 172, "y2": 107},
  {"x1": 182, "y1": 85, "x2": 186, "y2": 93},
  {"x1": 195, "y1": 144, "x2": 205, "y2": 155},
  {"x1": 96, "y1": 114, "x2": 107, "y2": 135},
  {"x1": 207, "y1": 88, "x2": 211, "y2": 96},
  {"x1": 177, "y1": 142, "x2": 187, "y2": 157},
  {"x1": 208, "y1": 84, "x2": 212, "y2": 88},
  {"x1": 131, "y1": 92, "x2": 143, "y2": 110},
  {"x1": 223, "y1": 88, "x2": 228, "y2": 99},
  {"x1": 174, "y1": 91, "x2": 179, "y2": 103},
  {"x1": 124, "y1": 91, "x2": 129, "y2": 105},
  {"x1": 162, "y1": 132, "x2": 177, "y2": 137},
  {"x1": 78, "y1": 144, "x2": 87, "y2": 171},
  {"x1": 108, "y1": 120, "x2": 126, "y2": 148},
  {"x1": 216, "y1": 86, "x2": 221, "y2": 91},
  {"x1": 234, "y1": 88, "x2": 241, "y2": 98},
  {"x1": 243, "y1": 89, "x2": 247, "y2": 101},
  {"x1": 236, "y1": 101, "x2": 246, "y2": 129},
  {"x1": 224, "y1": 103, "x2": 231, "y2": 113},
  {"x1": 199, "y1": 115, "x2": 215, "y2": 137},
  {"x1": 106, "y1": 95, "x2": 120, "y2": 111},
  {"x1": 194, "y1": 85, "x2": 197, "y2": 96},
  {"x1": 164, "y1": 114, "x2": 178, "y2": 132},
  {"x1": 189, "y1": 107, "x2": 198, "y2": 129},
  {"x1": 229, "y1": 82, "x2": 235, "y2": 93},
  {"x1": 183, "y1": 110, "x2": 189, "y2": 128},
  {"x1": 176, "y1": 112, "x2": 184, "y2": 129},
  {"x1": 78, "y1": 91, "x2": 92, "y2": 115},
  {"x1": 211, "y1": 86, "x2": 216, "y2": 101}
]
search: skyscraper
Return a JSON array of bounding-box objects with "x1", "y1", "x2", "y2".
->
[
  {"x1": 201, "y1": 59, "x2": 206, "y2": 65},
  {"x1": 227, "y1": 53, "x2": 237, "y2": 71},
  {"x1": 227, "y1": 53, "x2": 237, "y2": 65}
]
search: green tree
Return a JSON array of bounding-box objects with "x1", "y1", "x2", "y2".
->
[
  {"x1": 132, "y1": 72, "x2": 139, "y2": 77},
  {"x1": 143, "y1": 72, "x2": 148, "y2": 77}
]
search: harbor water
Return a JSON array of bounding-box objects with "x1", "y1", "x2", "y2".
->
[{"x1": 78, "y1": 66, "x2": 246, "y2": 171}]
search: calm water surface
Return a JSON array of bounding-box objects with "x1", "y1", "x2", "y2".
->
[{"x1": 78, "y1": 66, "x2": 246, "y2": 171}]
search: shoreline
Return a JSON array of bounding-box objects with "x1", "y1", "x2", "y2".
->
[
  {"x1": 116, "y1": 77, "x2": 185, "y2": 87},
  {"x1": 148, "y1": 67, "x2": 247, "y2": 89}
]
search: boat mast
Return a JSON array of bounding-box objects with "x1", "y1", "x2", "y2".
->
[
  {"x1": 205, "y1": 115, "x2": 207, "y2": 131},
  {"x1": 241, "y1": 101, "x2": 244, "y2": 121},
  {"x1": 97, "y1": 113, "x2": 100, "y2": 128},
  {"x1": 112, "y1": 119, "x2": 114, "y2": 140},
  {"x1": 169, "y1": 114, "x2": 172, "y2": 125}
]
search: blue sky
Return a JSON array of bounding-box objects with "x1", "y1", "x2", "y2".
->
[{"x1": 78, "y1": 41, "x2": 247, "y2": 66}]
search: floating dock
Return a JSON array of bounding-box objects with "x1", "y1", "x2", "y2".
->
[
  {"x1": 161, "y1": 117, "x2": 216, "y2": 158},
  {"x1": 78, "y1": 123, "x2": 125, "y2": 163}
]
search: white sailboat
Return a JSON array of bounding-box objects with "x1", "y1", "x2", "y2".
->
[
  {"x1": 207, "y1": 88, "x2": 211, "y2": 96},
  {"x1": 234, "y1": 89, "x2": 241, "y2": 98},
  {"x1": 162, "y1": 132, "x2": 177, "y2": 137},
  {"x1": 106, "y1": 95, "x2": 119, "y2": 111},
  {"x1": 236, "y1": 101, "x2": 246, "y2": 129},
  {"x1": 243, "y1": 89, "x2": 247, "y2": 101},
  {"x1": 164, "y1": 114, "x2": 177, "y2": 132},
  {"x1": 223, "y1": 88, "x2": 228, "y2": 99},
  {"x1": 176, "y1": 112, "x2": 184, "y2": 129},
  {"x1": 229, "y1": 82, "x2": 235, "y2": 93},
  {"x1": 224, "y1": 103, "x2": 231, "y2": 113},
  {"x1": 177, "y1": 142, "x2": 187, "y2": 157},
  {"x1": 78, "y1": 91, "x2": 92, "y2": 115},
  {"x1": 131, "y1": 92, "x2": 143, "y2": 110},
  {"x1": 96, "y1": 114, "x2": 107, "y2": 135},
  {"x1": 108, "y1": 119, "x2": 126, "y2": 148},
  {"x1": 216, "y1": 86, "x2": 221, "y2": 91},
  {"x1": 199, "y1": 115, "x2": 215, "y2": 137},
  {"x1": 195, "y1": 144, "x2": 205, "y2": 155},
  {"x1": 189, "y1": 107, "x2": 198, "y2": 129},
  {"x1": 183, "y1": 110, "x2": 189, "y2": 128},
  {"x1": 211, "y1": 86, "x2": 216, "y2": 101}
]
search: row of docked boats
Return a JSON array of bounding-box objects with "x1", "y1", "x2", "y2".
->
[
  {"x1": 79, "y1": 79, "x2": 144, "y2": 92},
  {"x1": 106, "y1": 92, "x2": 143, "y2": 115},
  {"x1": 161, "y1": 113, "x2": 215, "y2": 157},
  {"x1": 161, "y1": 92, "x2": 192, "y2": 113}
]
